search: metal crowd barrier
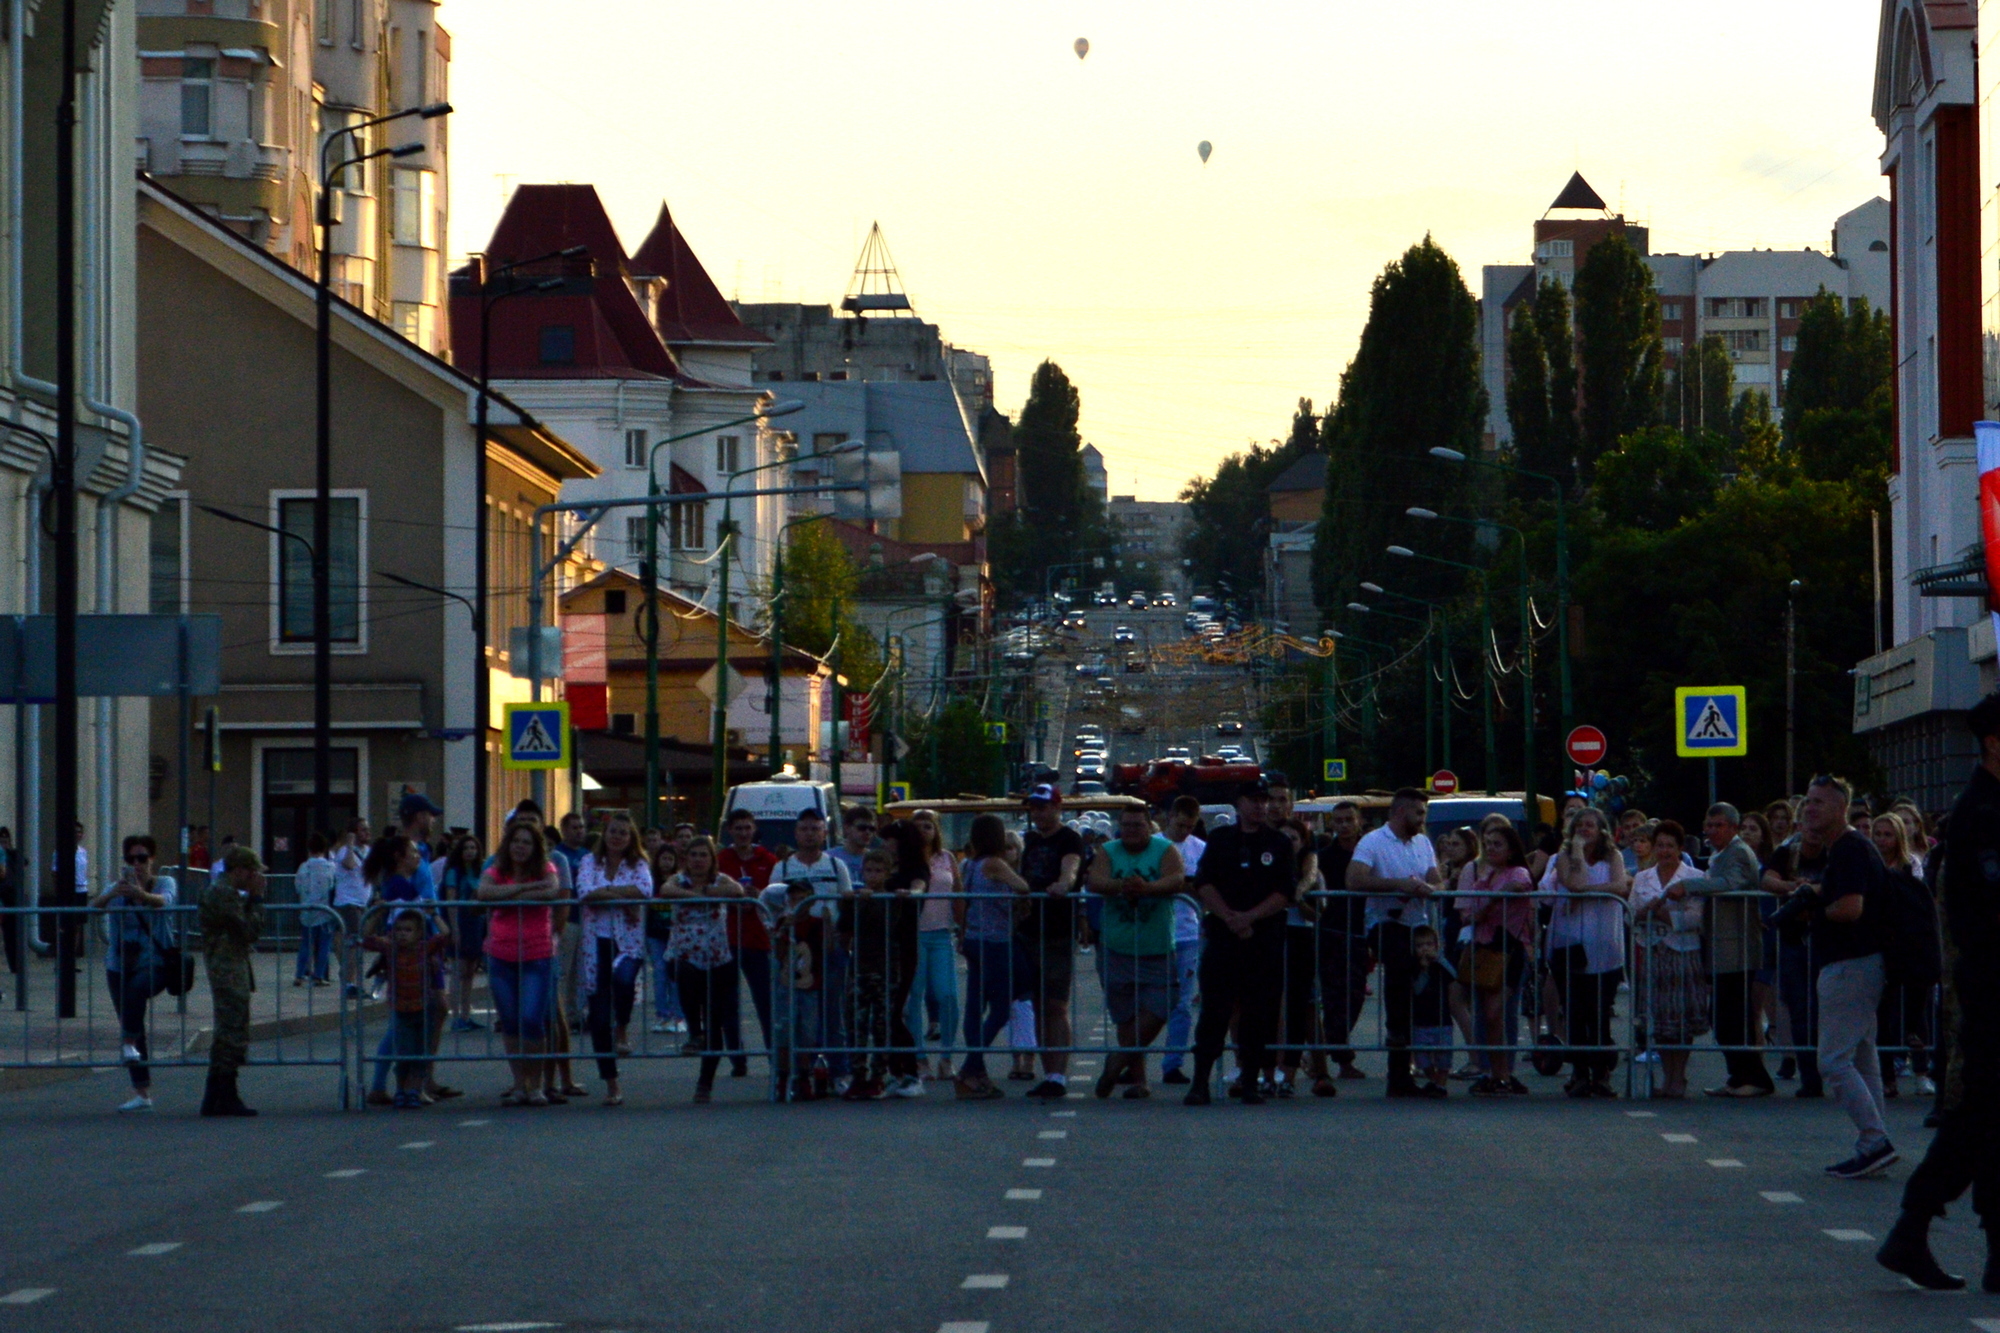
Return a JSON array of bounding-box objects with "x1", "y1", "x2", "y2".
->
[{"x1": 0, "y1": 900, "x2": 353, "y2": 1105}]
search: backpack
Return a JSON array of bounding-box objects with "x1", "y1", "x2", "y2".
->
[{"x1": 1880, "y1": 855, "x2": 1943, "y2": 989}]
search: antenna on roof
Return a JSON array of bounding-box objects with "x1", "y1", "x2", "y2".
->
[{"x1": 841, "y1": 222, "x2": 914, "y2": 316}]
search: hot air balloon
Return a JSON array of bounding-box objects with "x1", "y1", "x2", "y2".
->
[
  {"x1": 1074, "y1": 37, "x2": 1089, "y2": 60},
  {"x1": 1197, "y1": 140, "x2": 1212, "y2": 164}
]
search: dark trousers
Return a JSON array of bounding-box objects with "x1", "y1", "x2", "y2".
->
[
  {"x1": 848, "y1": 967, "x2": 920, "y2": 1081},
  {"x1": 1549, "y1": 944, "x2": 1620, "y2": 1080},
  {"x1": 678, "y1": 959, "x2": 739, "y2": 1088},
  {"x1": 1778, "y1": 942, "x2": 1822, "y2": 1092},
  {"x1": 586, "y1": 938, "x2": 639, "y2": 1082},
  {"x1": 1712, "y1": 969, "x2": 1774, "y2": 1091},
  {"x1": 1371, "y1": 921, "x2": 1419, "y2": 1089},
  {"x1": 1904, "y1": 1099, "x2": 2000, "y2": 1225},
  {"x1": 739, "y1": 947, "x2": 774, "y2": 1056},
  {"x1": 0, "y1": 873, "x2": 20, "y2": 975},
  {"x1": 1317, "y1": 931, "x2": 1370, "y2": 1068},
  {"x1": 1191, "y1": 927, "x2": 1283, "y2": 1080},
  {"x1": 1277, "y1": 925, "x2": 1318, "y2": 1072},
  {"x1": 959, "y1": 938, "x2": 1014, "y2": 1078},
  {"x1": 108, "y1": 967, "x2": 154, "y2": 1090},
  {"x1": 1878, "y1": 981, "x2": 1938, "y2": 1081}
]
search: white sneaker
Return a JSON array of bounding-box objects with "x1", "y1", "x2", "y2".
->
[
  {"x1": 117, "y1": 1094, "x2": 153, "y2": 1113},
  {"x1": 120, "y1": 1044, "x2": 142, "y2": 1064},
  {"x1": 889, "y1": 1074, "x2": 926, "y2": 1099},
  {"x1": 1918, "y1": 1075, "x2": 1938, "y2": 1095},
  {"x1": 832, "y1": 1075, "x2": 854, "y2": 1097},
  {"x1": 649, "y1": 1019, "x2": 672, "y2": 1034}
]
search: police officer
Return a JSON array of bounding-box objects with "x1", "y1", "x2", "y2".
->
[
  {"x1": 200, "y1": 845, "x2": 266, "y2": 1117},
  {"x1": 1879, "y1": 692, "x2": 2000, "y2": 1290},
  {"x1": 1184, "y1": 778, "x2": 1296, "y2": 1106}
]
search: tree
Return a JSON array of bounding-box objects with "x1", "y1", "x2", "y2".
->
[
  {"x1": 1180, "y1": 399, "x2": 1318, "y2": 600},
  {"x1": 903, "y1": 696, "x2": 1007, "y2": 798},
  {"x1": 1313, "y1": 236, "x2": 1484, "y2": 612},
  {"x1": 1670, "y1": 333, "x2": 1735, "y2": 438},
  {"x1": 1590, "y1": 426, "x2": 1728, "y2": 532},
  {"x1": 1536, "y1": 280, "x2": 1580, "y2": 482},
  {"x1": 778, "y1": 519, "x2": 882, "y2": 690},
  {"x1": 1573, "y1": 232, "x2": 1664, "y2": 472},
  {"x1": 1783, "y1": 291, "x2": 1893, "y2": 487},
  {"x1": 1504, "y1": 306, "x2": 1550, "y2": 473},
  {"x1": 993, "y1": 359, "x2": 1110, "y2": 604}
]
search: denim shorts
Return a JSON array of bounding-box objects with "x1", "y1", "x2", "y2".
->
[
  {"x1": 487, "y1": 955, "x2": 553, "y2": 1041},
  {"x1": 1102, "y1": 951, "x2": 1176, "y2": 1026}
]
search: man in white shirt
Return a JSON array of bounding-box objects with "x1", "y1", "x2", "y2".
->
[
  {"x1": 292, "y1": 832, "x2": 339, "y2": 986},
  {"x1": 1346, "y1": 788, "x2": 1442, "y2": 1098},
  {"x1": 767, "y1": 807, "x2": 851, "y2": 1078},
  {"x1": 1160, "y1": 796, "x2": 1206, "y2": 1086}
]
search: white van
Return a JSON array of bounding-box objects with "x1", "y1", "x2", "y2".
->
[{"x1": 718, "y1": 773, "x2": 842, "y2": 852}]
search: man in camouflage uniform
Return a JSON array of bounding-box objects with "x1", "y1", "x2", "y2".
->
[
  {"x1": 200, "y1": 845, "x2": 266, "y2": 1117},
  {"x1": 1879, "y1": 691, "x2": 2000, "y2": 1291}
]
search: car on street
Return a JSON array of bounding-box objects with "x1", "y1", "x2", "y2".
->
[
  {"x1": 1076, "y1": 759, "x2": 1108, "y2": 781},
  {"x1": 1113, "y1": 626, "x2": 1135, "y2": 643},
  {"x1": 1093, "y1": 589, "x2": 1118, "y2": 607},
  {"x1": 1127, "y1": 592, "x2": 1149, "y2": 610},
  {"x1": 1069, "y1": 779, "x2": 1109, "y2": 798},
  {"x1": 1216, "y1": 716, "x2": 1244, "y2": 735},
  {"x1": 1163, "y1": 745, "x2": 1191, "y2": 762},
  {"x1": 1063, "y1": 613, "x2": 1087, "y2": 631},
  {"x1": 1157, "y1": 592, "x2": 1178, "y2": 608}
]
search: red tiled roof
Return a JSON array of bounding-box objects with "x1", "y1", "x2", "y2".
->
[
  {"x1": 631, "y1": 204, "x2": 769, "y2": 347},
  {"x1": 448, "y1": 184, "x2": 679, "y2": 380}
]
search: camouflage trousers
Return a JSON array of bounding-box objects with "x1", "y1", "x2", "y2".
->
[{"x1": 209, "y1": 984, "x2": 250, "y2": 1072}]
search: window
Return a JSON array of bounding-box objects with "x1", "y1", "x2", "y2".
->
[
  {"x1": 149, "y1": 493, "x2": 188, "y2": 615},
  {"x1": 1742, "y1": 297, "x2": 1767, "y2": 318},
  {"x1": 1705, "y1": 297, "x2": 1769, "y2": 319},
  {"x1": 1660, "y1": 302, "x2": 1682, "y2": 322},
  {"x1": 1662, "y1": 336, "x2": 1683, "y2": 354},
  {"x1": 317, "y1": 0, "x2": 332, "y2": 42},
  {"x1": 610, "y1": 713, "x2": 636, "y2": 736},
  {"x1": 669, "y1": 501, "x2": 705, "y2": 552},
  {"x1": 623, "y1": 428, "x2": 648, "y2": 468},
  {"x1": 391, "y1": 168, "x2": 436, "y2": 247},
  {"x1": 181, "y1": 59, "x2": 213, "y2": 138},
  {"x1": 812, "y1": 432, "x2": 848, "y2": 457},
  {"x1": 1717, "y1": 329, "x2": 1765, "y2": 353},
  {"x1": 625, "y1": 515, "x2": 652, "y2": 562},
  {"x1": 416, "y1": 30, "x2": 428, "y2": 102},
  {"x1": 350, "y1": 0, "x2": 364, "y2": 49},
  {"x1": 539, "y1": 325, "x2": 575, "y2": 365},
  {"x1": 393, "y1": 302, "x2": 433, "y2": 346},
  {"x1": 715, "y1": 435, "x2": 741, "y2": 476},
  {"x1": 275, "y1": 493, "x2": 363, "y2": 646},
  {"x1": 1780, "y1": 334, "x2": 1798, "y2": 353},
  {"x1": 1777, "y1": 299, "x2": 1801, "y2": 319},
  {"x1": 603, "y1": 590, "x2": 627, "y2": 615}
]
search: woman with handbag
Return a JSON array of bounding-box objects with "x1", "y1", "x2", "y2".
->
[
  {"x1": 574, "y1": 812, "x2": 652, "y2": 1106},
  {"x1": 89, "y1": 835, "x2": 179, "y2": 1113},
  {"x1": 1460, "y1": 823, "x2": 1534, "y2": 1097}
]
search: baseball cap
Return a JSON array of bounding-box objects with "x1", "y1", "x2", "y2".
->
[
  {"x1": 1235, "y1": 777, "x2": 1271, "y2": 801},
  {"x1": 1026, "y1": 784, "x2": 1059, "y2": 804},
  {"x1": 398, "y1": 791, "x2": 444, "y2": 820}
]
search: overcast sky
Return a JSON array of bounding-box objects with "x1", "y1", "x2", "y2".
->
[{"x1": 444, "y1": 1, "x2": 1889, "y2": 500}]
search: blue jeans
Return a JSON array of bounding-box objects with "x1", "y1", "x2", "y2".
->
[
  {"x1": 774, "y1": 982, "x2": 823, "y2": 1075},
  {"x1": 295, "y1": 922, "x2": 332, "y2": 981},
  {"x1": 1162, "y1": 938, "x2": 1203, "y2": 1073},
  {"x1": 489, "y1": 955, "x2": 553, "y2": 1042},
  {"x1": 645, "y1": 936, "x2": 684, "y2": 1024},
  {"x1": 906, "y1": 929, "x2": 962, "y2": 1065},
  {"x1": 959, "y1": 936, "x2": 1014, "y2": 1078}
]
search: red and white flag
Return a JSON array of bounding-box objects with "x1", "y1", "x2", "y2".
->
[{"x1": 1979, "y1": 420, "x2": 2000, "y2": 639}]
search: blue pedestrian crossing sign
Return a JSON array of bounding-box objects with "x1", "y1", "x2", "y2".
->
[
  {"x1": 504, "y1": 702, "x2": 570, "y2": 770},
  {"x1": 1675, "y1": 686, "x2": 1747, "y2": 758},
  {"x1": 1322, "y1": 758, "x2": 1348, "y2": 783}
]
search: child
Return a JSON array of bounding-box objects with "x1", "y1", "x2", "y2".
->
[
  {"x1": 363, "y1": 911, "x2": 452, "y2": 1108},
  {"x1": 1408, "y1": 924, "x2": 1455, "y2": 1099},
  {"x1": 771, "y1": 878, "x2": 828, "y2": 1100},
  {"x1": 837, "y1": 849, "x2": 896, "y2": 1100}
]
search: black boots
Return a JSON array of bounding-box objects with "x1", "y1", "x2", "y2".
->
[
  {"x1": 1876, "y1": 1210, "x2": 1966, "y2": 1291},
  {"x1": 199, "y1": 1069, "x2": 257, "y2": 1118}
]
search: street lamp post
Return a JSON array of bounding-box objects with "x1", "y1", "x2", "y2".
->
[
  {"x1": 1786, "y1": 578, "x2": 1800, "y2": 796},
  {"x1": 1347, "y1": 598, "x2": 1440, "y2": 774},
  {"x1": 1401, "y1": 508, "x2": 1537, "y2": 819},
  {"x1": 1429, "y1": 447, "x2": 1571, "y2": 739},
  {"x1": 1389, "y1": 545, "x2": 1498, "y2": 796},
  {"x1": 315, "y1": 100, "x2": 449, "y2": 839},
  {"x1": 473, "y1": 245, "x2": 583, "y2": 844}
]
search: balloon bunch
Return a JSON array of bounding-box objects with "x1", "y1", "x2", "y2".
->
[{"x1": 1572, "y1": 769, "x2": 1631, "y2": 815}]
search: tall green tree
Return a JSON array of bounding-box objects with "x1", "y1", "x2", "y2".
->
[
  {"x1": 1574, "y1": 232, "x2": 1664, "y2": 472},
  {"x1": 1181, "y1": 440, "x2": 1309, "y2": 597},
  {"x1": 1783, "y1": 292, "x2": 1893, "y2": 487},
  {"x1": 1504, "y1": 306, "x2": 1550, "y2": 473},
  {"x1": 779, "y1": 519, "x2": 882, "y2": 689},
  {"x1": 903, "y1": 697, "x2": 1007, "y2": 798},
  {"x1": 1670, "y1": 333, "x2": 1735, "y2": 438},
  {"x1": 1313, "y1": 236, "x2": 1484, "y2": 611},
  {"x1": 991, "y1": 359, "x2": 1108, "y2": 603},
  {"x1": 1537, "y1": 280, "x2": 1580, "y2": 480}
]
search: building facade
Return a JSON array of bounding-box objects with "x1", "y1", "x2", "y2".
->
[
  {"x1": 1848, "y1": 0, "x2": 1992, "y2": 810},
  {"x1": 1108, "y1": 495, "x2": 1192, "y2": 596},
  {"x1": 1263, "y1": 454, "x2": 1325, "y2": 631},
  {"x1": 136, "y1": 0, "x2": 452, "y2": 354}
]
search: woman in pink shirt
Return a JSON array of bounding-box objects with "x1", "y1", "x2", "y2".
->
[
  {"x1": 904, "y1": 809, "x2": 961, "y2": 1083},
  {"x1": 478, "y1": 822, "x2": 564, "y2": 1107},
  {"x1": 1459, "y1": 823, "x2": 1535, "y2": 1098}
]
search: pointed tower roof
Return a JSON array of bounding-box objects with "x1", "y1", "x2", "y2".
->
[
  {"x1": 841, "y1": 222, "x2": 915, "y2": 315},
  {"x1": 630, "y1": 204, "x2": 769, "y2": 347},
  {"x1": 1547, "y1": 171, "x2": 1608, "y2": 213}
]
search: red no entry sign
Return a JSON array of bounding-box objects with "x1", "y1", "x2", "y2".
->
[
  {"x1": 1566, "y1": 725, "x2": 1608, "y2": 767},
  {"x1": 1429, "y1": 770, "x2": 1459, "y2": 796}
]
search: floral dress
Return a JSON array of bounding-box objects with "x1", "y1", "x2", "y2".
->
[
  {"x1": 665, "y1": 873, "x2": 734, "y2": 970},
  {"x1": 575, "y1": 853, "x2": 653, "y2": 995}
]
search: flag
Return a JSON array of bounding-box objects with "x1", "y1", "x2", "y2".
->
[{"x1": 1978, "y1": 421, "x2": 2000, "y2": 641}]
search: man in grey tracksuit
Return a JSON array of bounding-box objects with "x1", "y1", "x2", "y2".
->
[{"x1": 1681, "y1": 803, "x2": 1774, "y2": 1097}]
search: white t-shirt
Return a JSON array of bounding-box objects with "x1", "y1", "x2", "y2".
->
[
  {"x1": 1169, "y1": 833, "x2": 1206, "y2": 945},
  {"x1": 294, "y1": 854, "x2": 338, "y2": 907},
  {"x1": 1352, "y1": 825, "x2": 1439, "y2": 931},
  {"x1": 763, "y1": 851, "x2": 851, "y2": 922},
  {"x1": 1540, "y1": 854, "x2": 1626, "y2": 973},
  {"x1": 332, "y1": 843, "x2": 369, "y2": 908}
]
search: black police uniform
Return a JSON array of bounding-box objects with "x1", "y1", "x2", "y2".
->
[{"x1": 1189, "y1": 820, "x2": 1297, "y2": 1094}]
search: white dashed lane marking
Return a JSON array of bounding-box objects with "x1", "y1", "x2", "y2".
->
[
  {"x1": 399, "y1": 1141, "x2": 434, "y2": 1151},
  {"x1": 1038, "y1": 1130, "x2": 1067, "y2": 1139},
  {"x1": 1022, "y1": 1158, "x2": 1056, "y2": 1168},
  {"x1": 1971, "y1": 1319, "x2": 2000, "y2": 1333},
  {"x1": 0, "y1": 1289, "x2": 54, "y2": 1306},
  {"x1": 1625, "y1": 1110, "x2": 1657, "y2": 1118},
  {"x1": 127, "y1": 1243, "x2": 182, "y2": 1257},
  {"x1": 1049, "y1": 1110, "x2": 1076, "y2": 1118},
  {"x1": 1005, "y1": 1189, "x2": 1042, "y2": 1200},
  {"x1": 458, "y1": 1119, "x2": 491, "y2": 1128},
  {"x1": 324, "y1": 1169, "x2": 367, "y2": 1179},
  {"x1": 235, "y1": 1201, "x2": 283, "y2": 1213},
  {"x1": 1760, "y1": 1192, "x2": 1804, "y2": 1204},
  {"x1": 1660, "y1": 1133, "x2": 1698, "y2": 1144},
  {"x1": 1823, "y1": 1229, "x2": 1874, "y2": 1242},
  {"x1": 987, "y1": 1227, "x2": 1027, "y2": 1239},
  {"x1": 961, "y1": 1275, "x2": 1010, "y2": 1290},
  {"x1": 1705, "y1": 1160, "x2": 1744, "y2": 1169},
  {"x1": 938, "y1": 1323, "x2": 990, "y2": 1333},
  {"x1": 454, "y1": 1324, "x2": 561, "y2": 1331}
]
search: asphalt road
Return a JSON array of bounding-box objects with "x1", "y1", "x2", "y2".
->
[{"x1": 0, "y1": 1027, "x2": 1986, "y2": 1333}]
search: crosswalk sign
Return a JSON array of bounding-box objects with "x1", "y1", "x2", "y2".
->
[
  {"x1": 1675, "y1": 686, "x2": 1747, "y2": 758},
  {"x1": 1322, "y1": 758, "x2": 1347, "y2": 783},
  {"x1": 985, "y1": 722, "x2": 1009, "y2": 743},
  {"x1": 504, "y1": 702, "x2": 571, "y2": 770}
]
